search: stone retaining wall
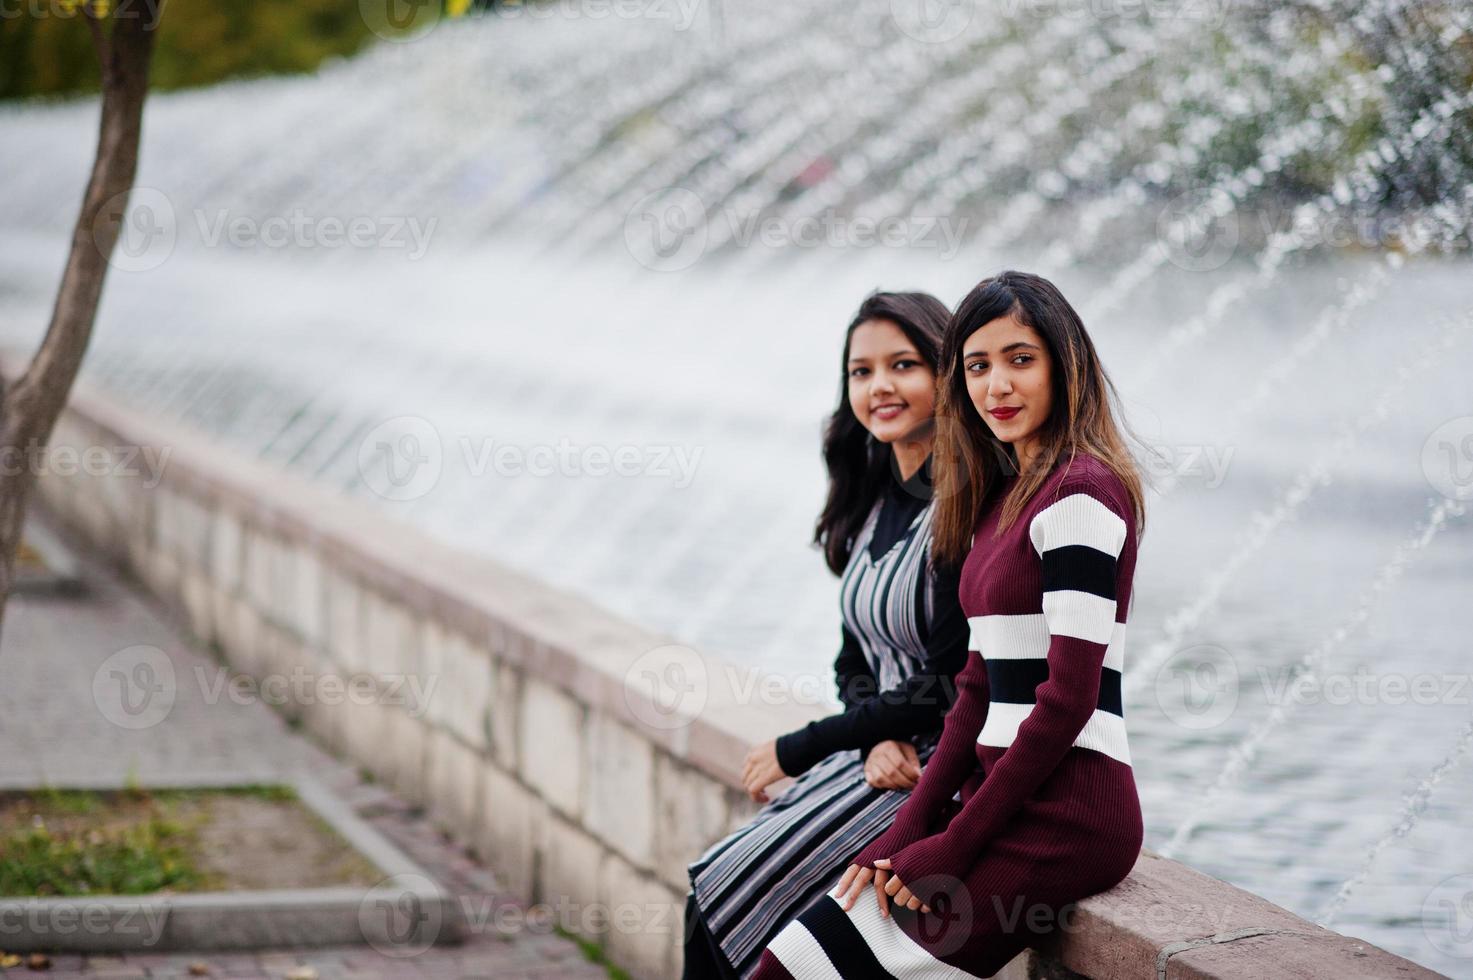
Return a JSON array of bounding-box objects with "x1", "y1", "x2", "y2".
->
[{"x1": 6, "y1": 355, "x2": 1442, "y2": 980}]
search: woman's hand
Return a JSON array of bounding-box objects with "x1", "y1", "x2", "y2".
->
[
  {"x1": 740, "y1": 739, "x2": 787, "y2": 803},
  {"x1": 836, "y1": 860, "x2": 930, "y2": 918},
  {"x1": 863, "y1": 740, "x2": 922, "y2": 790},
  {"x1": 836, "y1": 863, "x2": 875, "y2": 912},
  {"x1": 875, "y1": 858, "x2": 930, "y2": 915}
]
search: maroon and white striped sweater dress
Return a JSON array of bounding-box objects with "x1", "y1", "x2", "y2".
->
[{"x1": 752, "y1": 453, "x2": 1145, "y2": 979}]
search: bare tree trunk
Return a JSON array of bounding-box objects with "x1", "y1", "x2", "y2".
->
[{"x1": 0, "y1": 3, "x2": 160, "y2": 639}]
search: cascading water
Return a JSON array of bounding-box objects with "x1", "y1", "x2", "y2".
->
[{"x1": 1, "y1": 0, "x2": 1470, "y2": 970}]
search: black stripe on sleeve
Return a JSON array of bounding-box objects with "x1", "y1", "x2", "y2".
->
[
  {"x1": 985, "y1": 661, "x2": 1124, "y2": 716},
  {"x1": 797, "y1": 896, "x2": 897, "y2": 980},
  {"x1": 1040, "y1": 544, "x2": 1117, "y2": 600}
]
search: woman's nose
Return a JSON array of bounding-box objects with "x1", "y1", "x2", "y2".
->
[{"x1": 988, "y1": 371, "x2": 1013, "y2": 397}]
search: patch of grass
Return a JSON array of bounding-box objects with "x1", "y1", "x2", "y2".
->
[
  {"x1": 215, "y1": 783, "x2": 298, "y2": 803},
  {"x1": 0, "y1": 791, "x2": 205, "y2": 897},
  {"x1": 146, "y1": 783, "x2": 298, "y2": 804},
  {"x1": 554, "y1": 925, "x2": 633, "y2": 980},
  {"x1": 0, "y1": 784, "x2": 303, "y2": 897},
  {"x1": 32, "y1": 786, "x2": 101, "y2": 815}
]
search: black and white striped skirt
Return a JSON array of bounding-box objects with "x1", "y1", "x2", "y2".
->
[{"x1": 687, "y1": 736, "x2": 938, "y2": 979}]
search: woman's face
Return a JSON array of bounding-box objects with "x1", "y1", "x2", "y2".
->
[
  {"x1": 847, "y1": 318, "x2": 936, "y2": 443},
  {"x1": 962, "y1": 314, "x2": 1054, "y2": 461}
]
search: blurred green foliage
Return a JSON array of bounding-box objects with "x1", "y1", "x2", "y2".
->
[{"x1": 0, "y1": 0, "x2": 483, "y2": 100}]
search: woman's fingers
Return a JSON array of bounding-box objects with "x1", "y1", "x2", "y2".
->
[
  {"x1": 869, "y1": 764, "x2": 905, "y2": 790},
  {"x1": 890, "y1": 884, "x2": 925, "y2": 911},
  {"x1": 873, "y1": 869, "x2": 890, "y2": 918},
  {"x1": 842, "y1": 866, "x2": 860, "y2": 907},
  {"x1": 900, "y1": 743, "x2": 922, "y2": 776},
  {"x1": 867, "y1": 860, "x2": 933, "y2": 915},
  {"x1": 840, "y1": 867, "x2": 872, "y2": 910}
]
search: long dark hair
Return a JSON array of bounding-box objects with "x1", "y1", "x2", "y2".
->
[
  {"x1": 814, "y1": 290, "x2": 951, "y2": 575},
  {"x1": 932, "y1": 271, "x2": 1146, "y2": 567}
]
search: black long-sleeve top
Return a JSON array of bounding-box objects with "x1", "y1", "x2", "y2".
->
[{"x1": 774, "y1": 457, "x2": 970, "y2": 776}]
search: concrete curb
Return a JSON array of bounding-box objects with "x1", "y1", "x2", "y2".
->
[{"x1": 0, "y1": 774, "x2": 462, "y2": 954}]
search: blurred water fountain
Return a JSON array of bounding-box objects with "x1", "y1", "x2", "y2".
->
[
  {"x1": 1, "y1": 0, "x2": 1471, "y2": 970},
  {"x1": 1317, "y1": 716, "x2": 1473, "y2": 928},
  {"x1": 1122, "y1": 308, "x2": 1473, "y2": 705},
  {"x1": 1161, "y1": 493, "x2": 1471, "y2": 858}
]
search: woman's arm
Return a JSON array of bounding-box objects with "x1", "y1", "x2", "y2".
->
[
  {"x1": 775, "y1": 562, "x2": 969, "y2": 777},
  {"x1": 883, "y1": 478, "x2": 1132, "y2": 897},
  {"x1": 774, "y1": 625, "x2": 875, "y2": 776},
  {"x1": 850, "y1": 640, "x2": 990, "y2": 866}
]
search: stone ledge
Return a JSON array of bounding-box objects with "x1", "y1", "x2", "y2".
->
[{"x1": 1035, "y1": 850, "x2": 1443, "y2": 980}]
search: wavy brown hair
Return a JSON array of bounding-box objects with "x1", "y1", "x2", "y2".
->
[{"x1": 931, "y1": 271, "x2": 1145, "y2": 567}]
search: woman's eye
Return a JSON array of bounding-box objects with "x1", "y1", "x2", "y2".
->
[
  {"x1": 1012, "y1": 354, "x2": 1033, "y2": 366},
  {"x1": 849, "y1": 367, "x2": 869, "y2": 378},
  {"x1": 966, "y1": 361, "x2": 988, "y2": 373},
  {"x1": 894, "y1": 359, "x2": 918, "y2": 370}
]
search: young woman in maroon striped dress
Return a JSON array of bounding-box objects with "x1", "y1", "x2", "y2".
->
[
  {"x1": 683, "y1": 291, "x2": 971, "y2": 979},
  {"x1": 751, "y1": 270, "x2": 1148, "y2": 979}
]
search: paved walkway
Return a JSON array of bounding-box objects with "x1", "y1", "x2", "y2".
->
[{"x1": 0, "y1": 512, "x2": 611, "y2": 980}]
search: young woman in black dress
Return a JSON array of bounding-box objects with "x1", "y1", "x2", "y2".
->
[{"x1": 683, "y1": 291, "x2": 972, "y2": 978}]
